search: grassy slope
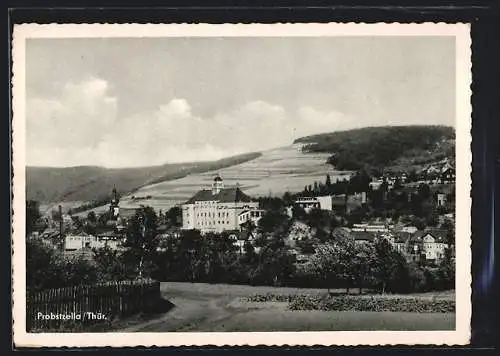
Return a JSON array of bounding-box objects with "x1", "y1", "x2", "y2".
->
[
  {"x1": 294, "y1": 125, "x2": 455, "y2": 171},
  {"x1": 26, "y1": 152, "x2": 262, "y2": 203}
]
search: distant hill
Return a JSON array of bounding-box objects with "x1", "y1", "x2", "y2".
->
[
  {"x1": 294, "y1": 125, "x2": 455, "y2": 172},
  {"x1": 26, "y1": 152, "x2": 262, "y2": 203}
]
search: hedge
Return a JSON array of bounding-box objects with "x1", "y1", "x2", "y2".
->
[{"x1": 246, "y1": 293, "x2": 455, "y2": 313}]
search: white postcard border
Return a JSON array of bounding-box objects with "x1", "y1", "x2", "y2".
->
[{"x1": 12, "y1": 22, "x2": 472, "y2": 347}]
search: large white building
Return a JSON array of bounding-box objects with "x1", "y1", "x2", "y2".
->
[{"x1": 181, "y1": 175, "x2": 264, "y2": 234}]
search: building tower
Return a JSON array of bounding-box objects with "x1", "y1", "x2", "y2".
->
[
  {"x1": 109, "y1": 186, "x2": 120, "y2": 220},
  {"x1": 212, "y1": 174, "x2": 224, "y2": 195}
]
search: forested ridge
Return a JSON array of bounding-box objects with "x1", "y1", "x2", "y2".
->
[{"x1": 294, "y1": 126, "x2": 455, "y2": 171}]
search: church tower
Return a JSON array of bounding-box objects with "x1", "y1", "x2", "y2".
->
[
  {"x1": 109, "y1": 186, "x2": 120, "y2": 220},
  {"x1": 212, "y1": 174, "x2": 224, "y2": 195}
]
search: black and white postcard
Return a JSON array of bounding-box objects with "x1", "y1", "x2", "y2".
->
[{"x1": 12, "y1": 23, "x2": 472, "y2": 347}]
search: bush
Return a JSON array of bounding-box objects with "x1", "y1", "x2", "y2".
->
[
  {"x1": 26, "y1": 238, "x2": 99, "y2": 292},
  {"x1": 246, "y1": 293, "x2": 296, "y2": 303},
  {"x1": 245, "y1": 293, "x2": 455, "y2": 313},
  {"x1": 287, "y1": 295, "x2": 455, "y2": 313}
]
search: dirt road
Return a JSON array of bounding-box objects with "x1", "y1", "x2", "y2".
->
[{"x1": 118, "y1": 282, "x2": 455, "y2": 332}]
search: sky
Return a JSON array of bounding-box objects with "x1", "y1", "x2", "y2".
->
[{"x1": 25, "y1": 36, "x2": 456, "y2": 167}]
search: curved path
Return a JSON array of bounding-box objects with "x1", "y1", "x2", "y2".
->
[{"x1": 118, "y1": 282, "x2": 455, "y2": 332}]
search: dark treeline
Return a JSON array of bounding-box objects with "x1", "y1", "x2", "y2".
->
[
  {"x1": 27, "y1": 201, "x2": 454, "y2": 294},
  {"x1": 295, "y1": 126, "x2": 455, "y2": 171}
]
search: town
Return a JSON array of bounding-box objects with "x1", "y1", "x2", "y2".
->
[
  {"x1": 17, "y1": 28, "x2": 467, "y2": 340},
  {"x1": 27, "y1": 158, "x2": 456, "y2": 297}
]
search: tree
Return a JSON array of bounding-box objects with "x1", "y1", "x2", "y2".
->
[
  {"x1": 258, "y1": 210, "x2": 291, "y2": 237},
  {"x1": 26, "y1": 238, "x2": 98, "y2": 292},
  {"x1": 325, "y1": 174, "x2": 332, "y2": 188},
  {"x1": 393, "y1": 177, "x2": 403, "y2": 190},
  {"x1": 176, "y1": 229, "x2": 205, "y2": 281},
  {"x1": 241, "y1": 240, "x2": 258, "y2": 266},
  {"x1": 124, "y1": 206, "x2": 159, "y2": 279},
  {"x1": 71, "y1": 216, "x2": 83, "y2": 231},
  {"x1": 253, "y1": 242, "x2": 296, "y2": 286},
  {"x1": 92, "y1": 245, "x2": 127, "y2": 282},
  {"x1": 310, "y1": 239, "x2": 358, "y2": 293},
  {"x1": 26, "y1": 238, "x2": 62, "y2": 292},
  {"x1": 349, "y1": 170, "x2": 371, "y2": 194},
  {"x1": 441, "y1": 218, "x2": 455, "y2": 246},
  {"x1": 26, "y1": 200, "x2": 41, "y2": 235},
  {"x1": 97, "y1": 211, "x2": 111, "y2": 227},
  {"x1": 292, "y1": 204, "x2": 307, "y2": 221},
  {"x1": 87, "y1": 211, "x2": 97, "y2": 224},
  {"x1": 418, "y1": 183, "x2": 431, "y2": 200},
  {"x1": 351, "y1": 242, "x2": 376, "y2": 294},
  {"x1": 165, "y1": 206, "x2": 182, "y2": 227},
  {"x1": 373, "y1": 238, "x2": 410, "y2": 293},
  {"x1": 241, "y1": 219, "x2": 257, "y2": 240},
  {"x1": 199, "y1": 232, "x2": 239, "y2": 283},
  {"x1": 282, "y1": 191, "x2": 294, "y2": 206},
  {"x1": 346, "y1": 206, "x2": 368, "y2": 226}
]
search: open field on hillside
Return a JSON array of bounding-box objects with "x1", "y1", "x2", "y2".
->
[
  {"x1": 27, "y1": 152, "x2": 261, "y2": 204},
  {"x1": 119, "y1": 146, "x2": 351, "y2": 211},
  {"x1": 116, "y1": 282, "x2": 455, "y2": 332}
]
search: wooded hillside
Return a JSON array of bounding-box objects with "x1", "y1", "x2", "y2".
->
[
  {"x1": 26, "y1": 152, "x2": 262, "y2": 203},
  {"x1": 295, "y1": 126, "x2": 455, "y2": 171}
]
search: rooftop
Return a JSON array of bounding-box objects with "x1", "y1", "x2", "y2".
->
[
  {"x1": 351, "y1": 230, "x2": 377, "y2": 242},
  {"x1": 185, "y1": 187, "x2": 253, "y2": 204}
]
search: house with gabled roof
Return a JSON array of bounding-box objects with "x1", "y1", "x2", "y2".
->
[
  {"x1": 350, "y1": 230, "x2": 377, "y2": 245},
  {"x1": 396, "y1": 229, "x2": 448, "y2": 263},
  {"x1": 420, "y1": 231, "x2": 448, "y2": 262}
]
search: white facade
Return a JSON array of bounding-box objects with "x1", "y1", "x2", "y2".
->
[
  {"x1": 422, "y1": 233, "x2": 448, "y2": 261},
  {"x1": 238, "y1": 209, "x2": 265, "y2": 226},
  {"x1": 437, "y1": 193, "x2": 447, "y2": 207},
  {"x1": 182, "y1": 204, "x2": 196, "y2": 230},
  {"x1": 295, "y1": 195, "x2": 332, "y2": 212},
  {"x1": 65, "y1": 234, "x2": 121, "y2": 251},
  {"x1": 181, "y1": 176, "x2": 262, "y2": 234}
]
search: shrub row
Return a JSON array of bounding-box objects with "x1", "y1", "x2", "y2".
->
[
  {"x1": 287, "y1": 295, "x2": 455, "y2": 313},
  {"x1": 246, "y1": 293, "x2": 455, "y2": 313},
  {"x1": 245, "y1": 293, "x2": 299, "y2": 303}
]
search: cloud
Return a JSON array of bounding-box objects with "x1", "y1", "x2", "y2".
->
[
  {"x1": 26, "y1": 78, "x2": 356, "y2": 167},
  {"x1": 26, "y1": 77, "x2": 118, "y2": 166}
]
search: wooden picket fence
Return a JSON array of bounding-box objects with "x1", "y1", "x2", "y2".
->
[{"x1": 26, "y1": 279, "x2": 161, "y2": 332}]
